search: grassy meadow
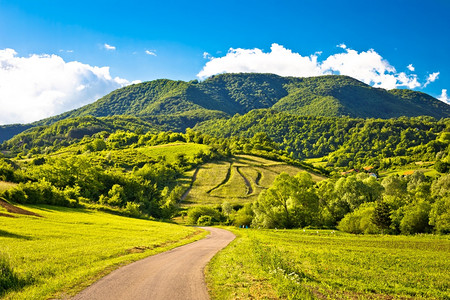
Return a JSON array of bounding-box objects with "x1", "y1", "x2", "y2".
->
[
  {"x1": 207, "y1": 228, "x2": 450, "y2": 300},
  {"x1": 181, "y1": 155, "x2": 325, "y2": 207},
  {"x1": 45, "y1": 142, "x2": 211, "y2": 170},
  {"x1": 0, "y1": 205, "x2": 206, "y2": 299}
]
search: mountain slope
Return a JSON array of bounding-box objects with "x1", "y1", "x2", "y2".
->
[
  {"x1": 38, "y1": 73, "x2": 450, "y2": 121},
  {"x1": 1, "y1": 73, "x2": 449, "y2": 143},
  {"x1": 273, "y1": 76, "x2": 450, "y2": 118}
]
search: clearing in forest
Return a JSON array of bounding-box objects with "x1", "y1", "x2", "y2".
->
[{"x1": 181, "y1": 155, "x2": 325, "y2": 206}]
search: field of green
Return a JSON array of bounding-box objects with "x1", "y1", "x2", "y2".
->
[
  {"x1": 379, "y1": 161, "x2": 438, "y2": 178},
  {"x1": 47, "y1": 142, "x2": 211, "y2": 169},
  {"x1": 305, "y1": 156, "x2": 440, "y2": 179},
  {"x1": 44, "y1": 142, "x2": 210, "y2": 169},
  {"x1": 181, "y1": 155, "x2": 326, "y2": 206},
  {"x1": 207, "y1": 228, "x2": 450, "y2": 299},
  {"x1": 0, "y1": 205, "x2": 206, "y2": 299},
  {"x1": 136, "y1": 142, "x2": 211, "y2": 163}
]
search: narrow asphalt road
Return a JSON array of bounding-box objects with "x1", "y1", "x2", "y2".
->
[{"x1": 73, "y1": 227, "x2": 235, "y2": 300}]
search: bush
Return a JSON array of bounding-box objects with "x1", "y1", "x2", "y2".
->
[
  {"x1": 233, "y1": 204, "x2": 254, "y2": 227},
  {"x1": 197, "y1": 215, "x2": 213, "y2": 226},
  {"x1": 429, "y1": 197, "x2": 450, "y2": 234},
  {"x1": 1, "y1": 180, "x2": 77, "y2": 207},
  {"x1": 0, "y1": 160, "x2": 16, "y2": 182},
  {"x1": 400, "y1": 201, "x2": 432, "y2": 234},
  {"x1": 187, "y1": 206, "x2": 223, "y2": 225},
  {"x1": 338, "y1": 203, "x2": 380, "y2": 234},
  {"x1": 123, "y1": 202, "x2": 142, "y2": 218},
  {"x1": 434, "y1": 160, "x2": 449, "y2": 173}
]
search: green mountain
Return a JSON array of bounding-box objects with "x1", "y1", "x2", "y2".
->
[
  {"x1": 1, "y1": 73, "x2": 449, "y2": 143},
  {"x1": 48, "y1": 73, "x2": 449, "y2": 120}
]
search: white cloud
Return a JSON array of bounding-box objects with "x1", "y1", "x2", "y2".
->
[
  {"x1": 197, "y1": 43, "x2": 433, "y2": 90},
  {"x1": 438, "y1": 89, "x2": 449, "y2": 104},
  {"x1": 0, "y1": 48, "x2": 131, "y2": 125},
  {"x1": 198, "y1": 44, "x2": 322, "y2": 79},
  {"x1": 407, "y1": 64, "x2": 415, "y2": 71},
  {"x1": 424, "y1": 72, "x2": 439, "y2": 87},
  {"x1": 104, "y1": 43, "x2": 116, "y2": 50},
  {"x1": 203, "y1": 52, "x2": 212, "y2": 59},
  {"x1": 145, "y1": 50, "x2": 157, "y2": 56}
]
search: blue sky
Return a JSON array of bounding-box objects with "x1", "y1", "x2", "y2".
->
[{"x1": 0, "y1": 0, "x2": 449, "y2": 124}]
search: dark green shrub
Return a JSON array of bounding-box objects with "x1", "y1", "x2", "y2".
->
[
  {"x1": 434, "y1": 160, "x2": 449, "y2": 173},
  {"x1": 187, "y1": 206, "x2": 223, "y2": 225},
  {"x1": 197, "y1": 215, "x2": 213, "y2": 226},
  {"x1": 400, "y1": 202, "x2": 432, "y2": 234}
]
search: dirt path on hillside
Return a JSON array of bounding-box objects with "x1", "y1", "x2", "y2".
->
[{"x1": 73, "y1": 227, "x2": 235, "y2": 300}]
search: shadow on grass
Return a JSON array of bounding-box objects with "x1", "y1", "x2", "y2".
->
[
  {"x1": 0, "y1": 230, "x2": 32, "y2": 240},
  {"x1": 28, "y1": 204, "x2": 94, "y2": 214},
  {"x1": 0, "y1": 254, "x2": 34, "y2": 297}
]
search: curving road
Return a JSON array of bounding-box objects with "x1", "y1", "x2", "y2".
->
[{"x1": 73, "y1": 227, "x2": 235, "y2": 300}]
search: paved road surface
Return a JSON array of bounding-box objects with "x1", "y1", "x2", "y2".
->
[{"x1": 73, "y1": 227, "x2": 235, "y2": 300}]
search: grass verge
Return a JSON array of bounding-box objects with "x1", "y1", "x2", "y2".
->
[{"x1": 206, "y1": 228, "x2": 450, "y2": 299}]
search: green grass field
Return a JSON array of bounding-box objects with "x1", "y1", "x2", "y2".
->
[
  {"x1": 0, "y1": 205, "x2": 206, "y2": 299},
  {"x1": 207, "y1": 228, "x2": 450, "y2": 299},
  {"x1": 379, "y1": 164, "x2": 438, "y2": 178},
  {"x1": 137, "y1": 142, "x2": 211, "y2": 163},
  {"x1": 45, "y1": 142, "x2": 211, "y2": 169},
  {"x1": 182, "y1": 155, "x2": 326, "y2": 207}
]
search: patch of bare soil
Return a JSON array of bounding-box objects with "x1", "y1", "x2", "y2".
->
[{"x1": 0, "y1": 198, "x2": 42, "y2": 217}]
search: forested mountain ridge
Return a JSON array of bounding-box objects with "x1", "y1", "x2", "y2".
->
[
  {"x1": 195, "y1": 109, "x2": 450, "y2": 169},
  {"x1": 1, "y1": 73, "x2": 450, "y2": 143},
  {"x1": 42, "y1": 73, "x2": 450, "y2": 120}
]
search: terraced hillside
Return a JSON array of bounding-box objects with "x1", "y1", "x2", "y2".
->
[{"x1": 181, "y1": 155, "x2": 325, "y2": 206}]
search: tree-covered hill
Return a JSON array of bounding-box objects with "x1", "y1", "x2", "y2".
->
[
  {"x1": 0, "y1": 115, "x2": 162, "y2": 151},
  {"x1": 1, "y1": 73, "x2": 450, "y2": 142},
  {"x1": 195, "y1": 109, "x2": 450, "y2": 170},
  {"x1": 42, "y1": 73, "x2": 450, "y2": 121}
]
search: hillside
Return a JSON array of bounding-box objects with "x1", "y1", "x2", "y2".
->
[
  {"x1": 195, "y1": 109, "x2": 450, "y2": 167},
  {"x1": 43, "y1": 73, "x2": 450, "y2": 120},
  {"x1": 2, "y1": 73, "x2": 449, "y2": 143},
  {"x1": 181, "y1": 154, "x2": 325, "y2": 207}
]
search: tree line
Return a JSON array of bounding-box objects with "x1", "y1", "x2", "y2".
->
[{"x1": 188, "y1": 171, "x2": 450, "y2": 235}]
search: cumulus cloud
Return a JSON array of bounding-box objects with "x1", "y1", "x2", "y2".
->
[
  {"x1": 198, "y1": 44, "x2": 322, "y2": 79},
  {"x1": 197, "y1": 43, "x2": 435, "y2": 90},
  {"x1": 407, "y1": 64, "x2": 415, "y2": 71},
  {"x1": 203, "y1": 52, "x2": 212, "y2": 59},
  {"x1": 0, "y1": 48, "x2": 131, "y2": 125},
  {"x1": 104, "y1": 43, "x2": 116, "y2": 50},
  {"x1": 145, "y1": 50, "x2": 157, "y2": 56},
  {"x1": 424, "y1": 72, "x2": 439, "y2": 87},
  {"x1": 438, "y1": 89, "x2": 449, "y2": 104}
]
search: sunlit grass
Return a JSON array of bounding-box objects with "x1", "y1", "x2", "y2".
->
[
  {"x1": 210, "y1": 167, "x2": 248, "y2": 198},
  {"x1": 182, "y1": 155, "x2": 320, "y2": 207},
  {"x1": 0, "y1": 181, "x2": 16, "y2": 192},
  {"x1": 137, "y1": 142, "x2": 211, "y2": 163},
  {"x1": 207, "y1": 228, "x2": 450, "y2": 299},
  {"x1": 0, "y1": 205, "x2": 206, "y2": 299}
]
